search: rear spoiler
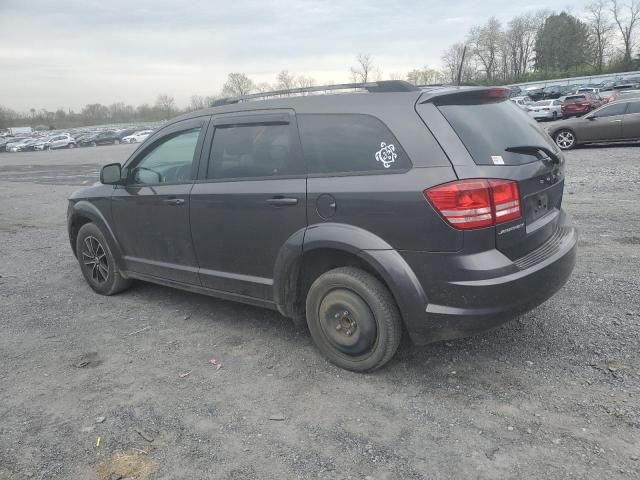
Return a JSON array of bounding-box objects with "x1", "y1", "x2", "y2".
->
[{"x1": 419, "y1": 87, "x2": 510, "y2": 105}]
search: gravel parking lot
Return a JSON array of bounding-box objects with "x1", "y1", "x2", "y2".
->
[{"x1": 0, "y1": 144, "x2": 639, "y2": 479}]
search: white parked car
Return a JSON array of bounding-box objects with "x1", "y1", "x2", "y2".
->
[
  {"x1": 529, "y1": 99, "x2": 563, "y2": 121},
  {"x1": 510, "y1": 96, "x2": 533, "y2": 112},
  {"x1": 122, "y1": 130, "x2": 153, "y2": 143}
]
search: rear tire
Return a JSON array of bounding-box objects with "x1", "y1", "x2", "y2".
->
[
  {"x1": 76, "y1": 223, "x2": 131, "y2": 295},
  {"x1": 554, "y1": 129, "x2": 576, "y2": 150},
  {"x1": 305, "y1": 267, "x2": 402, "y2": 372},
  {"x1": 114, "y1": 139, "x2": 120, "y2": 145},
  {"x1": 552, "y1": 111, "x2": 558, "y2": 121}
]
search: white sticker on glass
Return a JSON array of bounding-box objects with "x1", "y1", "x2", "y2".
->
[
  {"x1": 375, "y1": 142, "x2": 397, "y2": 168},
  {"x1": 491, "y1": 155, "x2": 505, "y2": 165}
]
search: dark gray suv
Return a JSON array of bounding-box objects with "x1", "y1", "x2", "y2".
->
[{"x1": 67, "y1": 81, "x2": 577, "y2": 371}]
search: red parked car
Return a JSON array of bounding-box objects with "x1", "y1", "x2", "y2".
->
[{"x1": 560, "y1": 93, "x2": 604, "y2": 118}]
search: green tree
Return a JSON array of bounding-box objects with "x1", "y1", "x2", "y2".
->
[{"x1": 535, "y1": 13, "x2": 592, "y2": 74}]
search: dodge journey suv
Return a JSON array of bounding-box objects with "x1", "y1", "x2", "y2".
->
[{"x1": 67, "y1": 81, "x2": 577, "y2": 371}]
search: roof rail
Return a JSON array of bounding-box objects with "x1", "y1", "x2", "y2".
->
[{"x1": 211, "y1": 80, "x2": 419, "y2": 106}]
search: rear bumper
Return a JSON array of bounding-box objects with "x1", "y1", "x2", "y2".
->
[
  {"x1": 562, "y1": 107, "x2": 590, "y2": 116},
  {"x1": 399, "y1": 212, "x2": 577, "y2": 345}
]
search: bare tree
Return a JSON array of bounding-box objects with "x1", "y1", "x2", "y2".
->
[
  {"x1": 504, "y1": 11, "x2": 546, "y2": 81},
  {"x1": 350, "y1": 53, "x2": 375, "y2": 83},
  {"x1": 468, "y1": 17, "x2": 503, "y2": 81},
  {"x1": 406, "y1": 66, "x2": 443, "y2": 85},
  {"x1": 155, "y1": 94, "x2": 176, "y2": 118},
  {"x1": 296, "y1": 75, "x2": 316, "y2": 90},
  {"x1": 441, "y1": 43, "x2": 476, "y2": 83},
  {"x1": 222, "y1": 72, "x2": 254, "y2": 96},
  {"x1": 587, "y1": 1, "x2": 616, "y2": 72},
  {"x1": 276, "y1": 70, "x2": 297, "y2": 91},
  {"x1": 188, "y1": 95, "x2": 207, "y2": 111},
  {"x1": 610, "y1": 0, "x2": 640, "y2": 69}
]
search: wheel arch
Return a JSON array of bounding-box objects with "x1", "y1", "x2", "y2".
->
[
  {"x1": 68, "y1": 201, "x2": 125, "y2": 270},
  {"x1": 273, "y1": 223, "x2": 428, "y2": 331}
]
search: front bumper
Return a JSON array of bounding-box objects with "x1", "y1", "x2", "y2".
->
[{"x1": 400, "y1": 212, "x2": 577, "y2": 344}]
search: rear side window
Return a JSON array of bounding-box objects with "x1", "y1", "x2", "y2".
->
[
  {"x1": 298, "y1": 114, "x2": 410, "y2": 174},
  {"x1": 208, "y1": 124, "x2": 300, "y2": 179},
  {"x1": 627, "y1": 102, "x2": 640, "y2": 114},
  {"x1": 596, "y1": 103, "x2": 627, "y2": 117},
  {"x1": 438, "y1": 99, "x2": 558, "y2": 166}
]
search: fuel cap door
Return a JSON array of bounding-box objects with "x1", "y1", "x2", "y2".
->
[{"x1": 316, "y1": 193, "x2": 337, "y2": 219}]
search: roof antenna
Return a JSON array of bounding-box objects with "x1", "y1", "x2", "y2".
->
[{"x1": 456, "y1": 45, "x2": 467, "y2": 86}]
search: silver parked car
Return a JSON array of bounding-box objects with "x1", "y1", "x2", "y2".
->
[{"x1": 529, "y1": 100, "x2": 562, "y2": 121}]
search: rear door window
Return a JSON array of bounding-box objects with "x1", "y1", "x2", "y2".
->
[
  {"x1": 207, "y1": 123, "x2": 300, "y2": 179},
  {"x1": 298, "y1": 114, "x2": 410, "y2": 174},
  {"x1": 437, "y1": 99, "x2": 559, "y2": 166}
]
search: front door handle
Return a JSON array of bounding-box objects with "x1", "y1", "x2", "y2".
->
[
  {"x1": 266, "y1": 197, "x2": 298, "y2": 206},
  {"x1": 163, "y1": 198, "x2": 185, "y2": 206}
]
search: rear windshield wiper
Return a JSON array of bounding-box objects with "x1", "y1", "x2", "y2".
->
[{"x1": 504, "y1": 145, "x2": 562, "y2": 165}]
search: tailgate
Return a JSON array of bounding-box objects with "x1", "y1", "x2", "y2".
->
[{"x1": 416, "y1": 88, "x2": 565, "y2": 258}]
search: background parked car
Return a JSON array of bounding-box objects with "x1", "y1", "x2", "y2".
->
[
  {"x1": 542, "y1": 85, "x2": 572, "y2": 99},
  {"x1": 549, "y1": 99, "x2": 640, "y2": 149},
  {"x1": 560, "y1": 93, "x2": 603, "y2": 118},
  {"x1": 33, "y1": 133, "x2": 76, "y2": 150},
  {"x1": 122, "y1": 130, "x2": 153, "y2": 143},
  {"x1": 510, "y1": 96, "x2": 533, "y2": 111},
  {"x1": 6, "y1": 138, "x2": 37, "y2": 152},
  {"x1": 529, "y1": 99, "x2": 563, "y2": 120},
  {"x1": 79, "y1": 129, "x2": 134, "y2": 146}
]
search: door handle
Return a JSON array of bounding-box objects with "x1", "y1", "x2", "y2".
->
[
  {"x1": 266, "y1": 197, "x2": 298, "y2": 206},
  {"x1": 163, "y1": 198, "x2": 185, "y2": 206}
]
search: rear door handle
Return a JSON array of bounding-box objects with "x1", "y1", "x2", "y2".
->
[
  {"x1": 163, "y1": 198, "x2": 185, "y2": 206},
  {"x1": 266, "y1": 197, "x2": 298, "y2": 206}
]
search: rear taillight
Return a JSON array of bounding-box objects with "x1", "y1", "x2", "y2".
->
[{"x1": 424, "y1": 179, "x2": 521, "y2": 230}]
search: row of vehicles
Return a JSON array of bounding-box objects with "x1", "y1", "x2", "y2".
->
[
  {"x1": 512, "y1": 88, "x2": 640, "y2": 121},
  {"x1": 511, "y1": 78, "x2": 640, "y2": 101},
  {"x1": 0, "y1": 127, "x2": 155, "y2": 152}
]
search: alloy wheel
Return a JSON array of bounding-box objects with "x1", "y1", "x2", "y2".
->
[
  {"x1": 555, "y1": 130, "x2": 575, "y2": 149},
  {"x1": 81, "y1": 236, "x2": 109, "y2": 284}
]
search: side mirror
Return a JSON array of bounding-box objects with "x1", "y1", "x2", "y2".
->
[
  {"x1": 586, "y1": 114, "x2": 596, "y2": 120},
  {"x1": 100, "y1": 163, "x2": 123, "y2": 184}
]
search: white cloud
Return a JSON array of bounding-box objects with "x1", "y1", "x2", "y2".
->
[{"x1": 0, "y1": 0, "x2": 590, "y2": 110}]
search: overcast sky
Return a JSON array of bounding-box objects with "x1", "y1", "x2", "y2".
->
[{"x1": 0, "y1": 0, "x2": 589, "y2": 111}]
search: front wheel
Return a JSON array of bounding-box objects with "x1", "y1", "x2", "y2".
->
[
  {"x1": 68, "y1": 143, "x2": 75, "y2": 149},
  {"x1": 76, "y1": 223, "x2": 131, "y2": 295},
  {"x1": 305, "y1": 267, "x2": 402, "y2": 372},
  {"x1": 554, "y1": 129, "x2": 576, "y2": 150}
]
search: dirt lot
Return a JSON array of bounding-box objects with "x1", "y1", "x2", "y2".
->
[{"x1": 0, "y1": 143, "x2": 639, "y2": 479}]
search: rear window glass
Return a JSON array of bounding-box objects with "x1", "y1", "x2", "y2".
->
[
  {"x1": 438, "y1": 100, "x2": 558, "y2": 166},
  {"x1": 564, "y1": 95, "x2": 586, "y2": 102},
  {"x1": 298, "y1": 114, "x2": 410, "y2": 174}
]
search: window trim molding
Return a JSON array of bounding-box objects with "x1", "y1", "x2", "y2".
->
[
  {"x1": 121, "y1": 117, "x2": 208, "y2": 187},
  {"x1": 202, "y1": 111, "x2": 305, "y2": 182}
]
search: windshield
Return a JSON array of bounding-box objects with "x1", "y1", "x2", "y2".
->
[{"x1": 437, "y1": 99, "x2": 558, "y2": 166}]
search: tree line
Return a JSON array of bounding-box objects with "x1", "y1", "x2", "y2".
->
[
  {"x1": 441, "y1": 0, "x2": 640, "y2": 84},
  {"x1": 2, "y1": 1, "x2": 639, "y2": 130}
]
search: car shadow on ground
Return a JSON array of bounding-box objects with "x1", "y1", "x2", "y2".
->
[{"x1": 120, "y1": 277, "x2": 573, "y2": 376}]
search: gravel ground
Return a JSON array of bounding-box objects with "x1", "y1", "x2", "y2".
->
[{"x1": 0, "y1": 144, "x2": 638, "y2": 479}]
